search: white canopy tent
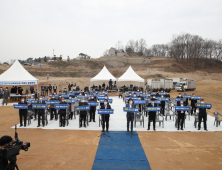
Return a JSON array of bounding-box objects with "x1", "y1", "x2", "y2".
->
[
  {"x1": 90, "y1": 66, "x2": 117, "y2": 87},
  {"x1": 0, "y1": 60, "x2": 39, "y2": 88},
  {"x1": 117, "y1": 66, "x2": 144, "y2": 87}
]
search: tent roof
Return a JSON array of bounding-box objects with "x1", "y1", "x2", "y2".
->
[
  {"x1": 90, "y1": 66, "x2": 117, "y2": 81},
  {"x1": 118, "y1": 66, "x2": 144, "y2": 82},
  {"x1": 0, "y1": 60, "x2": 39, "y2": 85}
]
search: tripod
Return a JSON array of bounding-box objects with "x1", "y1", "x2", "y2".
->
[{"x1": 6, "y1": 156, "x2": 19, "y2": 170}]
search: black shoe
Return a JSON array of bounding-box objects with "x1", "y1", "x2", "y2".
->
[
  {"x1": 63, "y1": 125, "x2": 65, "y2": 127},
  {"x1": 102, "y1": 130, "x2": 105, "y2": 132},
  {"x1": 84, "y1": 125, "x2": 86, "y2": 128},
  {"x1": 24, "y1": 125, "x2": 26, "y2": 127},
  {"x1": 20, "y1": 125, "x2": 23, "y2": 127},
  {"x1": 106, "y1": 129, "x2": 109, "y2": 132},
  {"x1": 37, "y1": 125, "x2": 40, "y2": 127},
  {"x1": 198, "y1": 128, "x2": 200, "y2": 130},
  {"x1": 177, "y1": 128, "x2": 179, "y2": 130},
  {"x1": 89, "y1": 121, "x2": 91, "y2": 122},
  {"x1": 154, "y1": 129, "x2": 156, "y2": 131},
  {"x1": 147, "y1": 128, "x2": 150, "y2": 130},
  {"x1": 93, "y1": 120, "x2": 96, "y2": 122},
  {"x1": 204, "y1": 129, "x2": 208, "y2": 131},
  {"x1": 181, "y1": 128, "x2": 183, "y2": 130}
]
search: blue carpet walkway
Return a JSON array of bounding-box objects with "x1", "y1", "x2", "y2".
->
[{"x1": 92, "y1": 131, "x2": 151, "y2": 170}]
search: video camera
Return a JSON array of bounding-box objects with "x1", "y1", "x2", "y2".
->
[{"x1": 0, "y1": 125, "x2": 30, "y2": 170}]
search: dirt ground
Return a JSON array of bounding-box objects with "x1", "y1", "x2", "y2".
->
[{"x1": 0, "y1": 80, "x2": 222, "y2": 169}]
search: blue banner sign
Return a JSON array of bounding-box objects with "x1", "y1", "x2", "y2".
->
[
  {"x1": 146, "y1": 107, "x2": 161, "y2": 112},
  {"x1": 175, "y1": 98, "x2": 187, "y2": 102},
  {"x1": 76, "y1": 95, "x2": 85, "y2": 98},
  {"x1": 31, "y1": 100, "x2": 38, "y2": 104},
  {"x1": 32, "y1": 104, "x2": 47, "y2": 109},
  {"x1": 140, "y1": 94, "x2": 148, "y2": 97},
  {"x1": 125, "y1": 97, "x2": 138, "y2": 101},
  {"x1": 144, "y1": 98, "x2": 152, "y2": 101},
  {"x1": 98, "y1": 109, "x2": 114, "y2": 114},
  {"x1": 134, "y1": 100, "x2": 146, "y2": 104},
  {"x1": 196, "y1": 103, "x2": 212, "y2": 109},
  {"x1": 175, "y1": 106, "x2": 190, "y2": 111},
  {"x1": 26, "y1": 98, "x2": 35, "y2": 103},
  {"x1": 151, "y1": 92, "x2": 156, "y2": 95},
  {"x1": 159, "y1": 92, "x2": 166, "y2": 95},
  {"x1": 64, "y1": 99, "x2": 76, "y2": 103},
  {"x1": 190, "y1": 96, "x2": 201, "y2": 100},
  {"x1": 55, "y1": 104, "x2": 69, "y2": 109},
  {"x1": 49, "y1": 94, "x2": 59, "y2": 98},
  {"x1": 87, "y1": 94, "x2": 97, "y2": 98},
  {"x1": 123, "y1": 107, "x2": 139, "y2": 113},
  {"x1": 148, "y1": 100, "x2": 161, "y2": 104},
  {"x1": 88, "y1": 102, "x2": 99, "y2": 106},
  {"x1": 158, "y1": 97, "x2": 169, "y2": 101},
  {"x1": 14, "y1": 104, "x2": 28, "y2": 109},
  {"x1": 46, "y1": 101, "x2": 60, "y2": 105},
  {"x1": 43, "y1": 97, "x2": 48, "y2": 101},
  {"x1": 182, "y1": 95, "x2": 191, "y2": 98},
  {"x1": 99, "y1": 99, "x2": 113, "y2": 103},
  {"x1": 75, "y1": 106, "x2": 90, "y2": 111}
]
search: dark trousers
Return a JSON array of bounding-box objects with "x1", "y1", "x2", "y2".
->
[
  {"x1": 148, "y1": 112, "x2": 156, "y2": 129},
  {"x1": 90, "y1": 107, "x2": 96, "y2": 121},
  {"x1": 161, "y1": 104, "x2": 165, "y2": 115},
  {"x1": 60, "y1": 112, "x2": 66, "y2": 126},
  {"x1": 80, "y1": 112, "x2": 87, "y2": 126},
  {"x1": 127, "y1": 113, "x2": 134, "y2": 132},
  {"x1": 31, "y1": 90, "x2": 34, "y2": 94},
  {"x1": 69, "y1": 112, "x2": 74, "y2": 119},
  {"x1": 191, "y1": 105, "x2": 196, "y2": 115},
  {"x1": 34, "y1": 110, "x2": 37, "y2": 119},
  {"x1": 19, "y1": 112, "x2": 27, "y2": 126},
  {"x1": 178, "y1": 113, "x2": 185, "y2": 129},
  {"x1": 41, "y1": 90, "x2": 44, "y2": 96},
  {"x1": 102, "y1": 114, "x2": 109, "y2": 131},
  {"x1": 50, "y1": 108, "x2": 56, "y2": 120},
  {"x1": 49, "y1": 89, "x2": 52, "y2": 94},
  {"x1": 45, "y1": 90, "x2": 48, "y2": 96},
  {"x1": 38, "y1": 111, "x2": 45, "y2": 126},
  {"x1": 53, "y1": 89, "x2": 57, "y2": 93},
  {"x1": 198, "y1": 113, "x2": 207, "y2": 129}
]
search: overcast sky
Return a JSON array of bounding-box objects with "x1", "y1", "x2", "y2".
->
[{"x1": 0, "y1": 0, "x2": 222, "y2": 63}]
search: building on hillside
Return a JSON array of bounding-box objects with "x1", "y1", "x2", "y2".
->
[{"x1": 109, "y1": 47, "x2": 126, "y2": 57}]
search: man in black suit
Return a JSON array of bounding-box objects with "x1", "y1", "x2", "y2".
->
[
  {"x1": 18, "y1": 97, "x2": 28, "y2": 127},
  {"x1": 53, "y1": 84, "x2": 57, "y2": 93},
  {"x1": 49, "y1": 94, "x2": 57, "y2": 120},
  {"x1": 100, "y1": 99, "x2": 112, "y2": 132},
  {"x1": 37, "y1": 96, "x2": 46, "y2": 127},
  {"x1": 189, "y1": 93, "x2": 197, "y2": 116},
  {"x1": 197, "y1": 99, "x2": 210, "y2": 131},
  {"x1": 59, "y1": 97, "x2": 68, "y2": 127},
  {"x1": 48, "y1": 84, "x2": 52, "y2": 94},
  {"x1": 41, "y1": 84, "x2": 45, "y2": 96},
  {"x1": 79, "y1": 97, "x2": 88, "y2": 128},
  {"x1": 147, "y1": 98, "x2": 157, "y2": 131},
  {"x1": 183, "y1": 93, "x2": 189, "y2": 106},
  {"x1": 89, "y1": 94, "x2": 97, "y2": 122},
  {"x1": 126, "y1": 98, "x2": 136, "y2": 133},
  {"x1": 177, "y1": 99, "x2": 187, "y2": 130},
  {"x1": 160, "y1": 94, "x2": 166, "y2": 116}
]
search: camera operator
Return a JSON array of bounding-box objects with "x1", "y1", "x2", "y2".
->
[{"x1": 0, "y1": 136, "x2": 13, "y2": 169}]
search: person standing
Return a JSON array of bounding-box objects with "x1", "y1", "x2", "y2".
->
[
  {"x1": 18, "y1": 97, "x2": 28, "y2": 127},
  {"x1": 89, "y1": 94, "x2": 96, "y2": 122},
  {"x1": 79, "y1": 97, "x2": 88, "y2": 128},
  {"x1": 3, "y1": 87, "x2": 10, "y2": 106},
  {"x1": 147, "y1": 98, "x2": 157, "y2": 131},
  {"x1": 176, "y1": 93, "x2": 183, "y2": 106},
  {"x1": 45, "y1": 84, "x2": 48, "y2": 96},
  {"x1": 126, "y1": 98, "x2": 136, "y2": 134},
  {"x1": 59, "y1": 97, "x2": 68, "y2": 127},
  {"x1": 48, "y1": 84, "x2": 52, "y2": 94},
  {"x1": 177, "y1": 99, "x2": 186, "y2": 130},
  {"x1": 109, "y1": 79, "x2": 112, "y2": 90},
  {"x1": 37, "y1": 96, "x2": 46, "y2": 127},
  {"x1": 18, "y1": 86, "x2": 23, "y2": 95},
  {"x1": 68, "y1": 95, "x2": 74, "y2": 120},
  {"x1": 30, "y1": 85, "x2": 34, "y2": 94},
  {"x1": 160, "y1": 94, "x2": 166, "y2": 116},
  {"x1": 197, "y1": 99, "x2": 210, "y2": 131},
  {"x1": 41, "y1": 84, "x2": 45, "y2": 96},
  {"x1": 68, "y1": 84, "x2": 71, "y2": 91},
  {"x1": 189, "y1": 93, "x2": 197, "y2": 116},
  {"x1": 0, "y1": 87, "x2": 3, "y2": 99},
  {"x1": 49, "y1": 94, "x2": 57, "y2": 120},
  {"x1": 100, "y1": 99, "x2": 111, "y2": 132},
  {"x1": 53, "y1": 84, "x2": 57, "y2": 93},
  {"x1": 25, "y1": 85, "x2": 29, "y2": 95}
]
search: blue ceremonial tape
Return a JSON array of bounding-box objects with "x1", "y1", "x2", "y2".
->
[
  {"x1": 123, "y1": 107, "x2": 139, "y2": 113},
  {"x1": 158, "y1": 97, "x2": 169, "y2": 101},
  {"x1": 14, "y1": 104, "x2": 28, "y2": 109},
  {"x1": 75, "y1": 106, "x2": 90, "y2": 111},
  {"x1": 98, "y1": 109, "x2": 114, "y2": 114},
  {"x1": 46, "y1": 101, "x2": 60, "y2": 105},
  {"x1": 175, "y1": 106, "x2": 190, "y2": 111},
  {"x1": 159, "y1": 92, "x2": 166, "y2": 95},
  {"x1": 146, "y1": 107, "x2": 161, "y2": 112},
  {"x1": 100, "y1": 99, "x2": 113, "y2": 103},
  {"x1": 32, "y1": 104, "x2": 47, "y2": 109},
  {"x1": 55, "y1": 104, "x2": 69, "y2": 109},
  {"x1": 64, "y1": 99, "x2": 76, "y2": 103},
  {"x1": 182, "y1": 95, "x2": 191, "y2": 98},
  {"x1": 125, "y1": 97, "x2": 138, "y2": 101},
  {"x1": 190, "y1": 96, "x2": 201, "y2": 100},
  {"x1": 196, "y1": 103, "x2": 212, "y2": 109},
  {"x1": 49, "y1": 94, "x2": 59, "y2": 98},
  {"x1": 175, "y1": 98, "x2": 187, "y2": 102},
  {"x1": 88, "y1": 102, "x2": 99, "y2": 106},
  {"x1": 148, "y1": 100, "x2": 161, "y2": 104},
  {"x1": 134, "y1": 100, "x2": 146, "y2": 104}
]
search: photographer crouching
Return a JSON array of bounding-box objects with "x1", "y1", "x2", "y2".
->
[{"x1": 0, "y1": 126, "x2": 30, "y2": 170}]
